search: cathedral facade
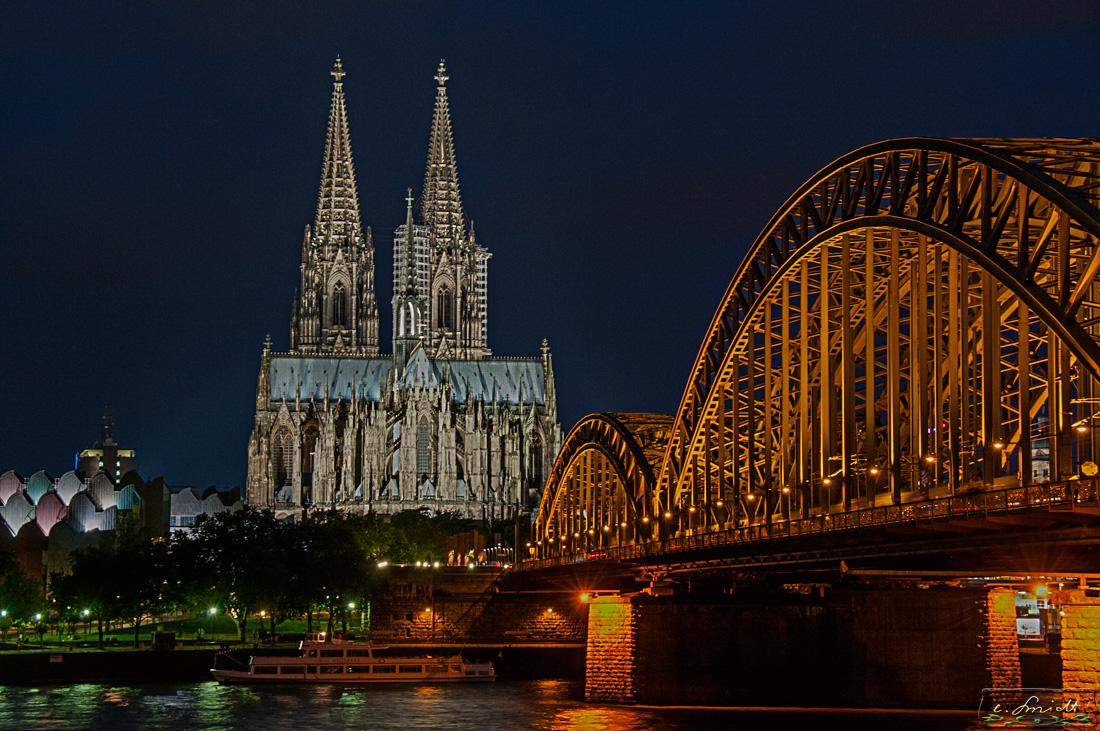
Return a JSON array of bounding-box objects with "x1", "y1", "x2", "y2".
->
[{"x1": 246, "y1": 60, "x2": 561, "y2": 521}]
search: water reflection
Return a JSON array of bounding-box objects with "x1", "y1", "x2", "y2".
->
[{"x1": 0, "y1": 681, "x2": 988, "y2": 731}]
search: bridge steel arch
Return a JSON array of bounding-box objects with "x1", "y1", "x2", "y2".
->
[
  {"x1": 536, "y1": 138, "x2": 1100, "y2": 559},
  {"x1": 534, "y1": 413, "x2": 669, "y2": 555}
]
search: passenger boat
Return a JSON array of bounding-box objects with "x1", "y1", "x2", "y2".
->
[{"x1": 211, "y1": 633, "x2": 496, "y2": 685}]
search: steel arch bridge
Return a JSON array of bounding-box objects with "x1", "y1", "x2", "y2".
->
[{"x1": 534, "y1": 137, "x2": 1100, "y2": 562}]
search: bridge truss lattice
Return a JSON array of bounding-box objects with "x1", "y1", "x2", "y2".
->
[{"x1": 535, "y1": 138, "x2": 1100, "y2": 559}]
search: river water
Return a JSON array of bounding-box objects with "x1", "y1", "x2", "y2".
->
[{"x1": 0, "y1": 679, "x2": 986, "y2": 730}]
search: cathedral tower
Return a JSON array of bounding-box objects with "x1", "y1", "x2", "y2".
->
[
  {"x1": 393, "y1": 62, "x2": 490, "y2": 362},
  {"x1": 291, "y1": 58, "x2": 379, "y2": 355}
]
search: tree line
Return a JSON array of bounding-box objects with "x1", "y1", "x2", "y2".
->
[{"x1": 0, "y1": 506, "x2": 512, "y2": 646}]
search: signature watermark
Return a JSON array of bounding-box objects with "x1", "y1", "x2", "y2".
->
[{"x1": 980, "y1": 688, "x2": 1098, "y2": 728}]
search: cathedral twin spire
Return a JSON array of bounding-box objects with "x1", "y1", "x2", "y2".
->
[
  {"x1": 315, "y1": 58, "x2": 362, "y2": 245},
  {"x1": 420, "y1": 61, "x2": 465, "y2": 241},
  {"x1": 290, "y1": 58, "x2": 378, "y2": 355},
  {"x1": 292, "y1": 58, "x2": 488, "y2": 361}
]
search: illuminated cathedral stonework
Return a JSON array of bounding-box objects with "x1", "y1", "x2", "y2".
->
[{"x1": 246, "y1": 60, "x2": 561, "y2": 520}]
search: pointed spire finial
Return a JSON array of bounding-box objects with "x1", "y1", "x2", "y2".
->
[
  {"x1": 406, "y1": 187, "x2": 414, "y2": 210},
  {"x1": 314, "y1": 58, "x2": 361, "y2": 243},
  {"x1": 264, "y1": 333, "x2": 273, "y2": 353},
  {"x1": 435, "y1": 60, "x2": 448, "y2": 87}
]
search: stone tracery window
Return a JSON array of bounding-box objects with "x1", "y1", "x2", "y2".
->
[
  {"x1": 418, "y1": 416, "x2": 431, "y2": 476},
  {"x1": 332, "y1": 281, "x2": 348, "y2": 328},
  {"x1": 273, "y1": 426, "x2": 293, "y2": 489},
  {"x1": 436, "y1": 285, "x2": 453, "y2": 330}
]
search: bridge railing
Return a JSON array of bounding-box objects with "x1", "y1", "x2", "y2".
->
[{"x1": 519, "y1": 478, "x2": 1100, "y2": 571}]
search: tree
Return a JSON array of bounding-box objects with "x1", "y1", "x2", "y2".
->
[
  {"x1": 390, "y1": 508, "x2": 472, "y2": 562},
  {"x1": 0, "y1": 545, "x2": 42, "y2": 640},
  {"x1": 181, "y1": 507, "x2": 286, "y2": 642},
  {"x1": 293, "y1": 510, "x2": 376, "y2": 636},
  {"x1": 50, "y1": 515, "x2": 174, "y2": 647}
]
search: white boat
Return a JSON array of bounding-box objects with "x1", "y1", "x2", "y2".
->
[{"x1": 211, "y1": 633, "x2": 496, "y2": 685}]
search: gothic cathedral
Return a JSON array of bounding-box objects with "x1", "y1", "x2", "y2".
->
[{"x1": 246, "y1": 60, "x2": 561, "y2": 521}]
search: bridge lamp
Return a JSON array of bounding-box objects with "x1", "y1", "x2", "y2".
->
[
  {"x1": 822, "y1": 478, "x2": 831, "y2": 485},
  {"x1": 642, "y1": 516, "x2": 650, "y2": 523},
  {"x1": 688, "y1": 505, "x2": 696, "y2": 513},
  {"x1": 580, "y1": 594, "x2": 589, "y2": 602},
  {"x1": 574, "y1": 532, "x2": 580, "y2": 538},
  {"x1": 1036, "y1": 586, "x2": 1048, "y2": 596},
  {"x1": 869, "y1": 468, "x2": 880, "y2": 475},
  {"x1": 1076, "y1": 424, "x2": 1090, "y2": 433},
  {"x1": 548, "y1": 537, "x2": 554, "y2": 542},
  {"x1": 716, "y1": 500, "x2": 723, "y2": 507},
  {"x1": 924, "y1": 455, "x2": 937, "y2": 463},
  {"x1": 526, "y1": 542, "x2": 532, "y2": 547},
  {"x1": 992, "y1": 441, "x2": 1004, "y2": 450},
  {"x1": 746, "y1": 493, "x2": 756, "y2": 501},
  {"x1": 587, "y1": 529, "x2": 594, "y2": 535},
  {"x1": 620, "y1": 522, "x2": 627, "y2": 528},
  {"x1": 603, "y1": 525, "x2": 610, "y2": 532},
  {"x1": 782, "y1": 487, "x2": 790, "y2": 493},
  {"x1": 664, "y1": 512, "x2": 672, "y2": 519}
]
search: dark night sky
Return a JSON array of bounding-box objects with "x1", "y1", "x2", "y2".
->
[{"x1": 4, "y1": 2, "x2": 1100, "y2": 488}]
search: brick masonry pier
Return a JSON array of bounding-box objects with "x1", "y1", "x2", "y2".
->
[{"x1": 585, "y1": 586, "x2": 1023, "y2": 708}]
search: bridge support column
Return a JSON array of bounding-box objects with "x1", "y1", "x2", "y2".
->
[
  {"x1": 583, "y1": 586, "x2": 1020, "y2": 708},
  {"x1": 1057, "y1": 589, "x2": 1100, "y2": 692},
  {"x1": 585, "y1": 595, "x2": 637, "y2": 702},
  {"x1": 982, "y1": 587, "x2": 1022, "y2": 700}
]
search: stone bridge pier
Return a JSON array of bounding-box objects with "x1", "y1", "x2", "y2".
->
[{"x1": 585, "y1": 585, "x2": 1024, "y2": 708}]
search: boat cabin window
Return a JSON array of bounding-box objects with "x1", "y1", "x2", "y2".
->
[
  {"x1": 347, "y1": 649, "x2": 373, "y2": 657},
  {"x1": 347, "y1": 666, "x2": 371, "y2": 673},
  {"x1": 253, "y1": 667, "x2": 277, "y2": 675},
  {"x1": 280, "y1": 666, "x2": 304, "y2": 674},
  {"x1": 307, "y1": 666, "x2": 317, "y2": 673},
  {"x1": 427, "y1": 665, "x2": 446, "y2": 673},
  {"x1": 307, "y1": 650, "x2": 318, "y2": 658},
  {"x1": 320, "y1": 650, "x2": 344, "y2": 658},
  {"x1": 319, "y1": 665, "x2": 344, "y2": 674},
  {"x1": 398, "y1": 665, "x2": 423, "y2": 673},
  {"x1": 450, "y1": 665, "x2": 462, "y2": 672},
  {"x1": 372, "y1": 665, "x2": 396, "y2": 673}
]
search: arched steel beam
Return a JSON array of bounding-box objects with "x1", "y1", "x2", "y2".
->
[
  {"x1": 659, "y1": 137, "x2": 1100, "y2": 500},
  {"x1": 536, "y1": 413, "x2": 656, "y2": 542}
]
